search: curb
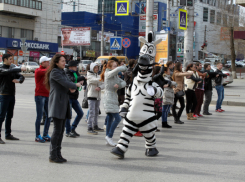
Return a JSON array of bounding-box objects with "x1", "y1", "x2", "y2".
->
[{"x1": 211, "y1": 100, "x2": 245, "y2": 107}]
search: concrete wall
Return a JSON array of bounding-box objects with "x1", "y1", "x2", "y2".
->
[{"x1": 0, "y1": 0, "x2": 61, "y2": 43}]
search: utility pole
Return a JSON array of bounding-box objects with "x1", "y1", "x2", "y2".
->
[
  {"x1": 204, "y1": 25, "x2": 206, "y2": 59},
  {"x1": 146, "y1": 0, "x2": 154, "y2": 41},
  {"x1": 183, "y1": 4, "x2": 194, "y2": 70},
  {"x1": 167, "y1": 0, "x2": 171, "y2": 61},
  {"x1": 101, "y1": 0, "x2": 104, "y2": 56},
  {"x1": 230, "y1": 27, "x2": 237, "y2": 79}
]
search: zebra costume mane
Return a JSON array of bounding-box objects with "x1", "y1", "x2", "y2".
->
[{"x1": 133, "y1": 31, "x2": 162, "y2": 83}]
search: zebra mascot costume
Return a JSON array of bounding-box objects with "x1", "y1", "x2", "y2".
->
[{"x1": 111, "y1": 31, "x2": 163, "y2": 159}]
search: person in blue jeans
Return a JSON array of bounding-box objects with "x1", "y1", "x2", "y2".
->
[
  {"x1": 65, "y1": 61, "x2": 86, "y2": 137},
  {"x1": 100, "y1": 59, "x2": 127, "y2": 146},
  {"x1": 214, "y1": 63, "x2": 227, "y2": 112},
  {"x1": 35, "y1": 56, "x2": 52, "y2": 143},
  {"x1": 162, "y1": 67, "x2": 177, "y2": 128}
]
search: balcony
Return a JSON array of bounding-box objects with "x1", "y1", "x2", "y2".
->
[
  {"x1": 0, "y1": 1, "x2": 42, "y2": 18},
  {"x1": 236, "y1": 0, "x2": 245, "y2": 7}
]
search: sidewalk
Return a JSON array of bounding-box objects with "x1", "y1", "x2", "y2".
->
[{"x1": 211, "y1": 79, "x2": 245, "y2": 107}]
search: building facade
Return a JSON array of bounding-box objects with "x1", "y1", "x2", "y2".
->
[{"x1": 0, "y1": 0, "x2": 60, "y2": 63}]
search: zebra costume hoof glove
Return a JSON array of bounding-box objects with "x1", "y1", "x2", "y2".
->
[
  {"x1": 111, "y1": 147, "x2": 125, "y2": 159},
  {"x1": 119, "y1": 107, "x2": 128, "y2": 118},
  {"x1": 145, "y1": 148, "x2": 159, "y2": 157}
]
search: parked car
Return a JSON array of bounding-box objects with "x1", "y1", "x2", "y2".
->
[
  {"x1": 235, "y1": 61, "x2": 245, "y2": 67},
  {"x1": 23, "y1": 62, "x2": 39, "y2": 73},
  {"x1": 78, "y1": 60, "x2": 92, "y2": 72}
]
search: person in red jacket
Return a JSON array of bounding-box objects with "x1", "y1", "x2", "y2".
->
[{"x1": 34, "y1": 56, "x2": 51, "y2": 143}]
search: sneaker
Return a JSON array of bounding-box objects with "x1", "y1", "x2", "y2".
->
[
  {"x1": 71, "y1": 130, "x2": 80, "y2": 137},
  {"x1": 134, "y1": 131, "x2": 143, "y2": 137},
  {"x1": 65, "y1": 132, "x2": 76, "y2": 138},
  {"x1": 220, "y1": 109, "x2": 225, "y2": 112},
  {"x1": 105, "y1": 136, "x2": 116, "y2": 147},
  {"x1": 87, "y1": 128, "x2": 98, "y2": 135},
  {"x1": 43, "y1": 135, "x2": 51, "y2": 142},
  {"x1": 197, "y1": 114, "x2": 204, "y2": 117},
  {"x1": 35, "y1": 135, "x2": 45, "y2": 143},
  {"x1": 215, "y1": 109, "x2": 223, "y2": 113},
  {"x1": 0, "y1": 138, "x2": 5, "y2": 144},
  {"x1": 193, "y1": 114, "x2": 199, "y2": 118},
  {"x1": 93, "y1": 125, "x2": 104, "y2": 132},
  {"x1": 103, "y1": 125, "x2": 107, "y2": 130}
]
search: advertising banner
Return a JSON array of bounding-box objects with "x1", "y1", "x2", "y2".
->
[
  {"x1": 179, "y1": 9, "x2": 187, "y2": 30},
  {"x1": 139, "y1": 14, "x2": 158, "y2": 36},
  {"x1": 98, "y1": 31, "x2": 115, "y2": 43},
  {"x1": 0, "y1": 50, "x2": 5, "y2": 63},
  {"x1": 61, "y1": 27, "x2": 91, "y2": 46},
  {"x1": 30, "y1": 51, "x2": 40, "y2": 57},
  {"x1": 85, "y1": 50, "x2": 95, "y2": 57},
  {"x1": 137, "y1": 2, "x2": 158, "y2": 14},
  {"x1": 155, "y1": 34, "x2": 168, "y2": 64}
]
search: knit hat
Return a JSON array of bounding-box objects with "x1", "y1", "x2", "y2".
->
[{"x1": 90, "y1": 62, "x2": 98, "y2": 72}]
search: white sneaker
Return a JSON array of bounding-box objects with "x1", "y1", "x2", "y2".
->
[
  {"x1": 105, "y1": 136, "x2": 116, "y2": 147},
  {"x1": 103, "y1": 125, "x2": 106, "y2": 130}
]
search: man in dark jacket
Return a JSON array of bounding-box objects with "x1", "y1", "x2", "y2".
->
[
  {"x1": 124, "y1": 59, "x2": 136, "y2": 88},
  {"x1": 65, "y1": 61, "x2": 86, "y2": 137},
  {"x1": 0, "y1": 54, "x2": 26, "y2": 144},
  {"x1": 214, "y1": 62, "x2": 227, "y2": 113},
  {"x1": 202, "y1": 63, "x2": 219, "y2": 115}
]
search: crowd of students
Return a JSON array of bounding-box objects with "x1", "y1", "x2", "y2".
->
[{"x1": 0, "y1": 53, "x2": 227, "y2": 163}]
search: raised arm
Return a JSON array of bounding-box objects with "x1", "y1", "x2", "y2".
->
[
  {"x1": 106, "y1": 65, "x2": 127, "y2": 79},
  {"x1": 0, "y1": 67, "x2": 21, "y2": 75}
]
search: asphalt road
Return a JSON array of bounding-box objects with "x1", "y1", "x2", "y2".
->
[{"x1": 1, "y1": 78, "x2": 245, "y2": 182}]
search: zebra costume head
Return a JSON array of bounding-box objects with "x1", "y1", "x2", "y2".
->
[{"x1": 137, "y1": 31, "x2": 162, "y2": 82}]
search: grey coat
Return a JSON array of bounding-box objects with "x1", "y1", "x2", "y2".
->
[
  {"x1": 103, "y1": 65, "x2": 127, "y2": 113},
  {"x1": 48, "y1": 68, "x2": 77, "y2": 120},
  {"x1": 162, "y1": 74, "x2": 177, "y2": 105}
]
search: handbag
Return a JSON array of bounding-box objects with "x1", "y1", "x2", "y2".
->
[
  {"x1": 175, "y1": 90, "x2": 185, "y2": 98},
  {"x1": 82, "y1": 98, "x2": 88, "y2": 108},
  {"x1": 82, "y1": 87, "x2": 88, "y2": 108}
]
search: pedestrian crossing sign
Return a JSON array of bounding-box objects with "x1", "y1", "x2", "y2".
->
[
  {"x1": 115, "y1": 1, "x2": 129, "y2": 16},
  {"x1": 178, "y1": 9, "x2": 187, "y2": 30},
  {"x1": 110, "y1": 37, "x2": 122, "y2": 50}
]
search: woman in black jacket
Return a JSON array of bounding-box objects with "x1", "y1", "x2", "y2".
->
[
  {"x1": 44, "y1": 54, "x2": 82, "y2": 163},
  {"x1": 152, "y1": 65, "x2": 170, "y2": 121}
]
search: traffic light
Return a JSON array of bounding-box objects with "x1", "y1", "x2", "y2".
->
[
  {"x1": 180, "y1": 0, "x2": 193, "y2": 6},
  {"x1": 177, "y1": 43, "x2": 182, "y2": 53}
]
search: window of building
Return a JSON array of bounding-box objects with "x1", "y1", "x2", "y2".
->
[
  {"x1": 73, "y1": 2, "x2": 75, "y2": 12},
  {"x1": 21, "y1": 29, "x2": 33, "y2": 40},
  {"x1": 223, "y1": 14, "x2": 227, "y2": 26},
  {"x1": 0, "y1": 26, "x2": 2, "y2": 37},
  {"x1": 2, "y1": 27, "x2": 8, "y2": 38},
  {"x1": 228, "y1": 16, "x2": 233, "y2": 27},
  {"x1": 210, "y1": 10, "x2": 215, "y2": 23},
  {"x1": 32, "y1": 0, "x2": 35, "y2": 9},
  {"x1": 217, "y1": 12, "x2": 221, "y2": 25},
  {"x1": 30, "y1": 0, "x2": 32, "y2": 8},
  {"x1": 203, "y1": 8, "x2": 208, "y2": 22},
  {"x1": 14, "y1": 28, "x2": 21, "y2": 38}
]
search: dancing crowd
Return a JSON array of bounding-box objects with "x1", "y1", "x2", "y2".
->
[{"x1": 0, "y1": 53, "x2": 227, "y2": 163}]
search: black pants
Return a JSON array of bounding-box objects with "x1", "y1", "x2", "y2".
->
[
  {"x1": 203, "y1": 90, "x2": 212, "y2": 114},
  {"x1": 156, "y1": 112, "x2": 162, "y2": 120},
  {"x1": 172, "y1": 95, "x2": 185, "y2": 121},
  {"x1": 50, "y1": 118, "x2": 66, "y2": 159},
  {"x1": 185, "y1": 89, "x2": 197, "y2": 114}
]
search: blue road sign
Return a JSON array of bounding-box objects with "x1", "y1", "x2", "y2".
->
[
  {"x1": 115, "y1": 1, "x2": 129, "y2": 16},
  {"x1": 110, "y1": 37, "x2": 122, "y2": 50}
]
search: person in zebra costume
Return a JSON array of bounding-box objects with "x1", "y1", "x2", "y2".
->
[{"x1": 111, "y1": 32, "x2": 163, "y2": 159}]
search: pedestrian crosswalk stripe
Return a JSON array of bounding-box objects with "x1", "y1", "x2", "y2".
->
[{"x1": 118, "y1": 4, "x2": 127, "y2": 13}]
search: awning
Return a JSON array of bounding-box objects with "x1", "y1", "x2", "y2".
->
[{"x1": 234, "y1": 31, "x2": 245, "y2": 40}]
